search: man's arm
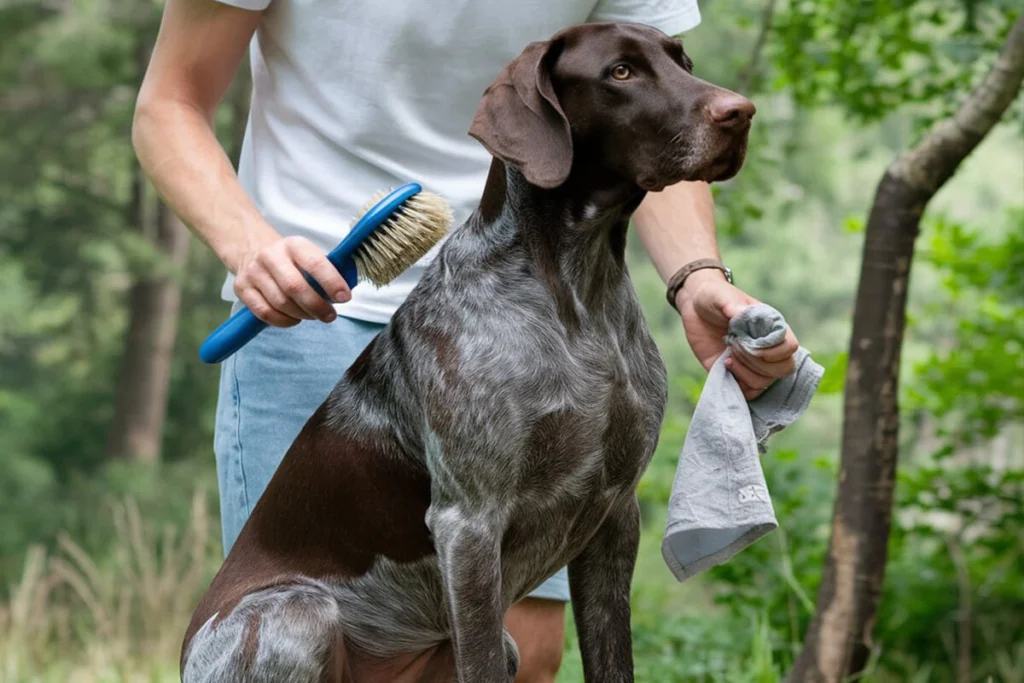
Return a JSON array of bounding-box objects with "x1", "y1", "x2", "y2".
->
[
  {"x1": 632, "y1": 179, "x2": 724, "y2": 295},
  {"x1": 133, "y1": 0, "x2": 349, "y2": 327},
  {"x1": 632, "y1": 181, "x2": 798, "y2": 399}
]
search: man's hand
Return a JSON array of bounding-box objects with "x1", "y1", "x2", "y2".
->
[
  {"x1": 233, "y1": 233, "x2": 352, "y2": 328},
  {"x1": 675, "y1": 270, "x2": 799, "y2": 400}
]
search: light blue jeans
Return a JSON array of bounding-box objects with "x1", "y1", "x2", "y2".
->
[{"x1": 213, "y1": 307, "x2": 570, "y2": 602}]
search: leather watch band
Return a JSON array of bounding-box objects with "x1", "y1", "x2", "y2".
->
[{"x1": 666, "y1": 258, "x2": 733, "y2": 310}]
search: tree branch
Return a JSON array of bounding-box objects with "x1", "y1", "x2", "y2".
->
[{"x1": 892, "y1": 15, "x2": 1024, "y2": 194}]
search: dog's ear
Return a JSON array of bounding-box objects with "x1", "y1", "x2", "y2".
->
[
  {"x1": 469, "y1": 39, "x2": 572, "y2": 190},
  {"x1": 668, "y1": 39, "x2": 695, "y2": 74}
]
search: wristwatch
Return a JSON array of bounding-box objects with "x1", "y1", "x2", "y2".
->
[{"x1": 666, "y1": 258, "x2": 733, "y2": 310}]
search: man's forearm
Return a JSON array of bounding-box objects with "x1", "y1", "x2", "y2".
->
[
  {"x1": 132, "y1": 0, "x2": 273, "y2": 275},
  {"x1": 632, "y1": 180, "x2": 727, "y2": 308},
  {"x1": 132, "y1": 100, "x2": 278, "y2": 274}
]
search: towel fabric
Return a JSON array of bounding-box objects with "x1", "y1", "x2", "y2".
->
[{"x1": 661, "y1": 303, "x2": 824, "y2": 582}]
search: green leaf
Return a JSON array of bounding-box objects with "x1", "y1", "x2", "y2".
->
[
  {"x1": 816, "y1": 351, "x2": 848, "y2": 395},
  {"x1": 842, "y1": 215, "x2": 865, "y2": 233}
]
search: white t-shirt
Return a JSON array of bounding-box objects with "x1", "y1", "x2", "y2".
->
[{"x1": 216, "y1": 0, "x2": 702, "y2": 323}]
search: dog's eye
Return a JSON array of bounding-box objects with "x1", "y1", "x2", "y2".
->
[{"x1": 611, "y1": 64, "x2": 632, "y2": 81}]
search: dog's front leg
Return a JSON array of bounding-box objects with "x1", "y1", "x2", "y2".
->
[
  {"x1": 568, "y1": 496, "x2": 641, "y2": 682},
  {"x1": 427, "y1": 505, "x2": 516, "y2": 683}
]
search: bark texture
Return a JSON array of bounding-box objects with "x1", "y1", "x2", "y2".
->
[{"x1": 788, "y1": 15, "x2": 1024, "y2": 683}]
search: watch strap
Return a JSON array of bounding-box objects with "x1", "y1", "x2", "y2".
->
[{"x1": 666, "y1": 258, "x2": 733, "y2": 309}]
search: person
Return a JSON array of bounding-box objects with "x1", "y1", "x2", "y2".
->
[{"x1": 133, "y1": 0, "x2": 800, "y2": 680}]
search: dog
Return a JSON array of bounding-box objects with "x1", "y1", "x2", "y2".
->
[{"x1": 181, "y1": 21, "x2": 754, "y2": 683}]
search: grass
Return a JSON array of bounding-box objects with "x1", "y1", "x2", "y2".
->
[
  {"x1": 0, "y1": 491, "x2": 217, "y2": 683},
  {"x1": 0, "y1": 488, "x2": 744, "y2": 682},
  {"x1": 0, "y1": 488, "x2": 785, "y2": 683},
  {"x1": 4, "y1": 489, "x2": 1012, "y2": 683}
]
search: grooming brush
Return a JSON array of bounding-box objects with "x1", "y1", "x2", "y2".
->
[{"x1": 198, "y1": 182, "x2": 452, "y2": 364}]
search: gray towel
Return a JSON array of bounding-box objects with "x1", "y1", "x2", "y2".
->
[{"x1": 661, "y1": 303, "x2": 824, "y2": 582}]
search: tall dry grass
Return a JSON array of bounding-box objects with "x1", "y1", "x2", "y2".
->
[
  {"x1": 4, "y1": 488, "x2": 1018, "y2": 683},
  {"x1": 0, "y1": 490, "x2": 218, "y2": 683}
]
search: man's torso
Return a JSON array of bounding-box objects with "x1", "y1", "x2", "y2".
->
[{"x1": 222, "y1": 0, "x2": 701, "y2": 321}]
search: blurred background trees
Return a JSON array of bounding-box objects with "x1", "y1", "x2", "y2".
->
[{"x1": 0, "y1": 0, "x2": 1021, "y2": 681}]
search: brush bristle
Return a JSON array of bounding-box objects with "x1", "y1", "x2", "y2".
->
[{"x1": 350, "y1": 190, "x2": 454, "y2": 286}]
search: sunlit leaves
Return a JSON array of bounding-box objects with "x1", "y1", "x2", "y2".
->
[{"x1": 769, "y1": 0, "x2": 1019, "y2": 128}]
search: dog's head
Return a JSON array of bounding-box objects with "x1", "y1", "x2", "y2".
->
[{"x1": 469, "y1": 22, "x2": 754, "y2": 192}]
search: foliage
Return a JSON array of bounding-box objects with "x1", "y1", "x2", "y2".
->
[
  {"x1": 908, "y1": 209, "x2": 1024, "y2": 447},
  {"x1": 770, "y1": 0, "x2": 1022, "y2": 126},
  {"x1": 881, "y1": 464, "x2": 1024, "y2": 682},
  {"x1": 695, "y1": 209, "x2": 1024, "y2": 681},
  {"x1": 0, "y1": 0, "x2": 1022, "y2": 680},
  {"x1": 0, "y1": 456, "x2": 221, "y2": 587}
]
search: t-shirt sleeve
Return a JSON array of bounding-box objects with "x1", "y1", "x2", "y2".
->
[
  {"x1": 588, "y1": 0, "x2": 702, "y2": 37},
  {"x1": 213, "y1": 0, "x2": 271, "y2": 12}
]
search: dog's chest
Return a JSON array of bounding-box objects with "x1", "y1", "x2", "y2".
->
[
  {"x1": 484, "y1": 306, "x2": 668, "y2": 501},
  {"x1": 421, "y1": 277, "x2": 668, "y2": 490},
  {"x1": 494, "y1": 325, "x2": 666, "y2": 601},
  {"x1": 557, "y1": 334, "x2": 662, "y2": 476}
]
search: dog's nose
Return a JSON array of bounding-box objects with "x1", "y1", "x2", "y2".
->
[{"x1": 707, "y1": 93, "x2": 756, "y2": 128}]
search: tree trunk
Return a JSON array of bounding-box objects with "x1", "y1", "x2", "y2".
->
[
  {"x1": 788, "y1": 15, "x2": 1024, "y2": 683},
  {"x1": 106, "y1": 198, "x2": 191, "y2": 462}
]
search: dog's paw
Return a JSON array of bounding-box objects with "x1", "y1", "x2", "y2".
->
[{"x1": 502, "y1": 629, "x2": 520, "y2": 680}]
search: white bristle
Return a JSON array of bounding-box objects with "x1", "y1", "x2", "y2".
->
[{"x1": 350, "y1": 190, "x2": 454, "y2": 286}]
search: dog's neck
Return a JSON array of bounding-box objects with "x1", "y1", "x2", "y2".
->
[
  {"x1": 474, "y1": 160, "x2": 645, "y2": 317},
  {"x1": 479, "y1": 158, "x2": 645, "y2": 224}
]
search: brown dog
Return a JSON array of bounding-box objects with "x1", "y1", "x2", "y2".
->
[{"x1": 181, "y1": 22, "x2": 753, "y2": 683}]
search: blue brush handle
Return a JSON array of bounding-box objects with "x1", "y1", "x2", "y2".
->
[{"x1": 198, "y1": 182, "x2": 422, "y2": 364}]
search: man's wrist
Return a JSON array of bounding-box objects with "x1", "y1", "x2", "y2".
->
[
  {"x1": 673, "y1": 267, "x2": 728, "y2": 311},
  {"x1": 218, "y1": 220, "x2": 281, "y2": 275},
  {"x1": 666, "y1": 259, "x2": 732, "y2": 312}
]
